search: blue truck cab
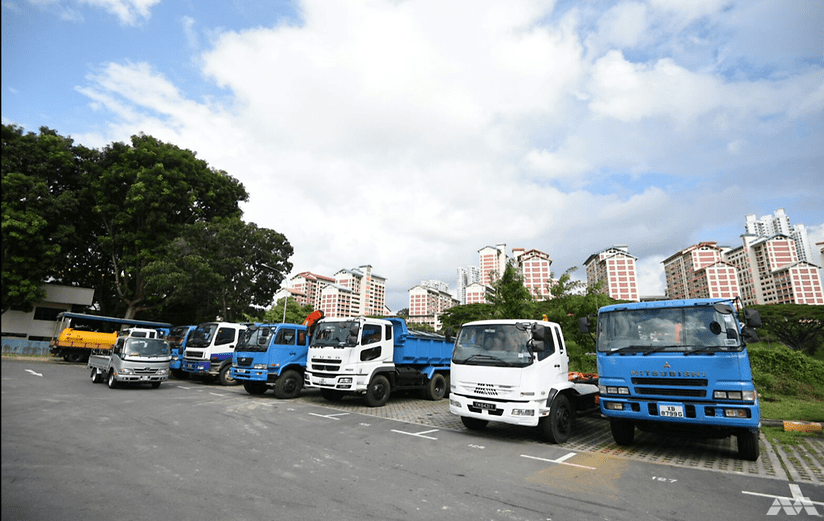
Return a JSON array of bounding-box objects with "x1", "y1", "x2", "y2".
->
[
  {"x1": 167, "y1": 325, "x2": 196, "y2": 379},
  {"x1": 581, "y1": 298, "x2": 762, "y2": 460},
  {"x1": 231, "y1": 323, "x2": 310, "y2": 398}
]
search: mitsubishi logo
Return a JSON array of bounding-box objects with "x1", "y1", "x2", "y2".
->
[{"x1": 663, "y1": 362, "x2": 671, "y2": 369}]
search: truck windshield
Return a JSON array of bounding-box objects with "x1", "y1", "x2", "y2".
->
[
  {"x1": 124, "y1": 338, "x2": 170, "y2": 357},
  {"x1": 597, "y1": 305, "x2": 742, "y2": 354},
  {"x1": 188, "y1": 324, "x2": 217, "y2": 348},
  {"x1": 310, "y1": 322, "x2": 358, "y2": 348},
  {"x1": 452, "y1": 324, "x2": 532, "y2": 367},
  {"x1": 167, "y1": 326, "x2": 191, "y2": 348},
  {"x1": 238, "y1": 326, "x2": 272, "y2": 352}
]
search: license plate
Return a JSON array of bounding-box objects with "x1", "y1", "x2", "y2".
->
[
  {"x1": 473, "y1": 401, "x2": 497, "y2": 410},
  {"x1": 141, "y1": 376, "x2": 148, "y2": 381},
  {"x1": 659, "y1": 404, "x2": 684, "y2": 418}
]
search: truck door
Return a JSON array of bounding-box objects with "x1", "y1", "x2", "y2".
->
[{"x1": 215, "y1": 327, "x2": 238, "y2": 349}]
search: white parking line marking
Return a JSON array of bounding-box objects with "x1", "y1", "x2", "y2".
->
[
  {"x1": 391, "y1": 428, "x2": 439, "y2": 440},
  {"x1": 309, "y1": 412, "x2": 349, "y2": 420},
  {"x1": 209, "y1": 392, "x2": 227, "y2": 397},
  {"x1": 742, "y1": 485, "x2": 824, "y2": 507},
  {"x1": 25, "y1": 369, "x2": 43, "y2": 377},
  {"x1": 520, "y1": 453, "x2": 596, "y2": 470}
]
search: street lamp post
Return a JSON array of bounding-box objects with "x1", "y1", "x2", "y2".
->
[{"x1": 282, "y1": 294, "x2": 288, "y2": 323}]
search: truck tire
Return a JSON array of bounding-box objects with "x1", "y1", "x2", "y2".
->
[
  {"x1": 539, "y1": 394, "x2": 573, "y2": 444},
  {"x1": 107, "y1": 370, "x2": 118, "y2": 389},
  {"x1": 737, "y1": 429, "x2": 760, "y2": 461},
  {"x1": 218, "y1": 363, "x2": 238, "y2": 386},
  {"x1": 460, "y1": 416, "x2": 488, "y2": 431},
  {"x1": 90, "y1": 368, "x2": 103, "y2": 384},
  {"x1": 610, "y1": 419, "x2": 635, "y2": 446},
  {"x1": 171, "y1": 369, "x2": 189, "y2": 380},
  {"x1": 151, "y1": 382, "x2": 161, "y2": 389},
  {"x1": 423, "y1": 373, "x2": 447, "y2": 401},
  {"x1": 274, "y1": 369, "x2": 303, "y2": 399},
  {"x1": 365, "y1": 375, "x2": 391, "y2": 407},
  {"x1": 320, "y1": 389, "x2": 346, "y2": 402},
  {"x1": 67, "y1": 352, "x2": 85, "y2": 363},
  {"x1": 243, "y1": 382, "x2": 268, "y2": 395}
]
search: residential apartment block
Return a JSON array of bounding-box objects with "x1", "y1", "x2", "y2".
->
[
  {"x1": 407, "y1": 280, "x2": 460, "y2": 330},
  {"x1": 513, "y1": 248, "x2": 553, "y2": 300},
  {"x1": 584, "y1": 245, "x2": 640, "y2": 302},
  {"x1": 284, "y1": 265, "x2": 387, "y2": 318},
  {"x1": 479, "y1": 244, "x2": 507, "y2": 286},
  {"x1": 663, "y1": 242, "x2": 740, "y2": 301},
  {"x1": 745, "y1": 208, "x2": 819, "y2": 267}
]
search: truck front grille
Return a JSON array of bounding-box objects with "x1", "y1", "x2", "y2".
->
[
  {"x1": 636, "y1": 387, "x2": 707, "y2": 398},
  {"x1": 236, "y1": 357, "x2": 253, "y2": 367},
  {"x1": 472, "y1": 383, "x2": 499, "y2": 396},
  {"x1": 310, "y1": 358, "x2": 341, "y2": 372}
]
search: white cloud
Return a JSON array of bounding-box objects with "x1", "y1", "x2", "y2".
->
[
  {"x1": 70, "y1": 0, "x2": 824, "y2": 309},
  {"x1": 78, "y1": 0, "x2": 160, "y2": 25}
]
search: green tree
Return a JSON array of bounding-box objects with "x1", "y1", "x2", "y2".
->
[
  {"x1": 440, "y1": 303, "x2": 495, "y2": 332},
  {"x1": 145, "y1": 218, "x2": 293, "y2": 323},
  {"x1": 89, "y1": 134, "x2": 249, "y2": 318},
  {"x1": 263, "y1": 297, "x2": 316, "y2": 325},
  {"x1": 487, "y1": 262, "x2": 533, "y2": 319},
  {"x1": 1, "y1": 125, "x2": 97, "y2": 312},
  {"x1": 750, "y1": 304, "x2": 824, "y2": 357}
]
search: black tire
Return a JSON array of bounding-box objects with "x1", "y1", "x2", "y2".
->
[
  {"x1": 171, "y1": 369, "x2": 189, "y2": 380},
  {"x1": 151, "y1": 382, "x2": 161, "y2": 389},
  {"x1": 423, "y1": 373, "x2": 447, "y2": 401},
  {"x1": 218, "y1": 364, "x2": 238, "y2": 386},
  {"x1": 610, "y1": 419, "x2": 635, "y2": 446},
  {"x1": 90, "y1": 368, "x2": 101, "y2": 383},
  {"x1": 460, "y1": 416, "x2": 488, "y2": 431},
  {"x1": 539, "y1": 394, "x2": 573, "y2": 444},
  {"x1": 274, "y1": 369, "x2": 303, "y2": 399},
  {"x1": 320, "y1": 388, "x2": 346, "y2": 402},
  {"x1": 737, "y1": 429, "x2": 760, "y2": 461},
  {"x1": 243, "y1": 382, "x2": 268, "y2": 395},
  {"x1": 67, "y1": 352, "x2": 85, "y2": 363},
  {"x1": 365, "y1": 375, "x2": 391, "y2": 407},
  {"x1": 107, "y1": 370, "x2": 118, "y2": 389}
]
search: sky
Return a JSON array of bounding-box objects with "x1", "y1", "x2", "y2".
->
[{"x1": 2, "y1": 0, "x2": 823, "y2": 312}]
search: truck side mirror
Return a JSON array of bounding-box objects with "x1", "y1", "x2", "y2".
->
[
  {"x1": 743, "y1": 308, "x2": 762, "y2": 328},
  {"x1": 347, "y1": 324, "x2": 359, "y2": 345},
  {"x1": 578, "y1": 317, "x2": 590, "y2": 333},
  {"x1": 529, "y1": 324, "x2": 547, "y2": 352}
]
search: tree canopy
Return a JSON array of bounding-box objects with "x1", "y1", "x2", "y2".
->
[
  {"x1": 750, "y1": 304, "x2": 824, "y2": 356},
  {"x1": 2, "y1": 125, "x2": 293, "y2": 323}
]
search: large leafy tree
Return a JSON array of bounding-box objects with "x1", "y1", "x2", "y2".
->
[
  {"x1": 89, "y1": 134, "x2": 249, "y2": 318},
  {"x1": 487, "y1": 262, "x2": 533, "y2": 319},
  {"x1": 144, "y1": 218, "x2": 293, "y2": 323},
  {"x1": 750, "y1": 304, "x2": 824, "y2": 356},
  {"x1": 1, "y1": 125, "x2": 97, "y2": 312}
]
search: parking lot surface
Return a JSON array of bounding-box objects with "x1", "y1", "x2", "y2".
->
[{"x1": 292, "y1": 388, "x2": 824, "y2": 485}]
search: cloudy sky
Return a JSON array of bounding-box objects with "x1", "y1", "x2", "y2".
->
[{"x1": 3, "y1": 0, "x2": 823, "y2": 311}]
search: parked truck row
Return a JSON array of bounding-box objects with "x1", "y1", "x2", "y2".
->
[{"x1": 72, "y1": 298, "x2": 763, "y2": 460}]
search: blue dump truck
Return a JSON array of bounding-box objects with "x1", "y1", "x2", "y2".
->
[
  {"x1": 304, "y1": 317, "x2": 453, "y2": 407},
  {"x1": 167, "y1": 325, "x2": 196, "y2": 379},
  {"x1": 231, "y1": 323, "x2": 311, "y2": 398},
  {"x1": 580, "y1": 298, "x2": 763, "y2": 460}
]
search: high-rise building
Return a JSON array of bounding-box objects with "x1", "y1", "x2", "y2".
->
[
  {"x1": 456, "y1": 266, "x2": 480, "y2": 304},
  {"x1": 513, "y1": 248, "x2": 553, "y2": 300},
  {"x1": 288, "y1": 265, "x2": 387, "y2": 318},
  {"x1": 478, "y1": 244, "x2": 507, "y2": 286},
  {"x1": 407, "y1": 281, "x2": 459, "y2": 330},
  {"x1": 663, "y1": 242, "x2": 740, "y2": 300},
  {"x1": 745, "y1": 208, "x2": 818, "y2": 267},
  {"x1": 585, "y1": 245, "x2": 640, "y2": 301},
  {"x1": 724, "y1": 235, "x2": 823, "y2": 305},
  {"x1": 287, "y1": 271, "x2": 336, "y2": 308}
]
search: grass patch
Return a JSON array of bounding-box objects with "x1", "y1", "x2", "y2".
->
[
  {"x1": 760, "y1": 395, "x2": 824, "y2": 422},
  {"x1": 762, "y1": 425, "x2": 823, "y2": 447}
]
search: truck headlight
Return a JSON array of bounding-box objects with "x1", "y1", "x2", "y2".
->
[
  {"x1": 156, "y1": 368, "x2": 169, "y2": 376},
  {"x1": 601, "y1": 386, "x2": 629, "y2": 395},
  {"x1": 253, "y1": 364, "x2": 267, "y2": 370},
  {"x1": 603, "y1": 401, "x2": 624, "y2": 411},
  {"x1": 119, "y1": 368, "x2": 134, "y2": 375},
  {"x1": 339, "y1": 377, "x2": 353, "y2": 384},
  {"x1": 512, "y1": 409, "x2": 534, "y2": 416},
  {"x1": 714, "y1": 390, "x2": 756, "y2": 401}
]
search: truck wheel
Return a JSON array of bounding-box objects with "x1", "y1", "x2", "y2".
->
[
  {"x1": 460, "y1": 416, "x2": 488, "y2": 431},
  {"x1": 243, "y1": 382, "x2": 268, "y2": 395},
  {"x1": 610, "y1": 419, "x2": 635, "y2": 446},
  {"x1": 218, "y1": 364, "x2": 238, "y2": 386},
  {"x1": 737, "y1": 429, "x2": 760, "y2": 461},
  {"x1": 151, "y1": 382, "x2": 161, "y2": 389},
  {"x1": 171, "y1": 369, "x2": 189, "y2": 380},
  {"x1": 539, "y1": 394, "x2": 573, "y2": 444},
  {"x1": 365, "y1": 375, "x2": 390, "y2": 407},
  {"x1": 274, "y1": 369, "x2": 303, "y2": 399},
  {"x1": 107, "y1": 371, "x2": 118, "y2": 389},
  {"x1": 90, "y1": 368, "x2": 102, "y2": 383},
  {"x1": 67, "y1": 352, "x2": 84, "y2": 363},
  {"x1": 424, "y1": 373, "x2": 447, "y2": 401},
  {"x1": 320, "y1": 389, "x2": 346, "y2": 402}
]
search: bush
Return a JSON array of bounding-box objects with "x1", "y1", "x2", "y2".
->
[{"x1": 749, "y1": 343, "x2": 824, "y2": 400}]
